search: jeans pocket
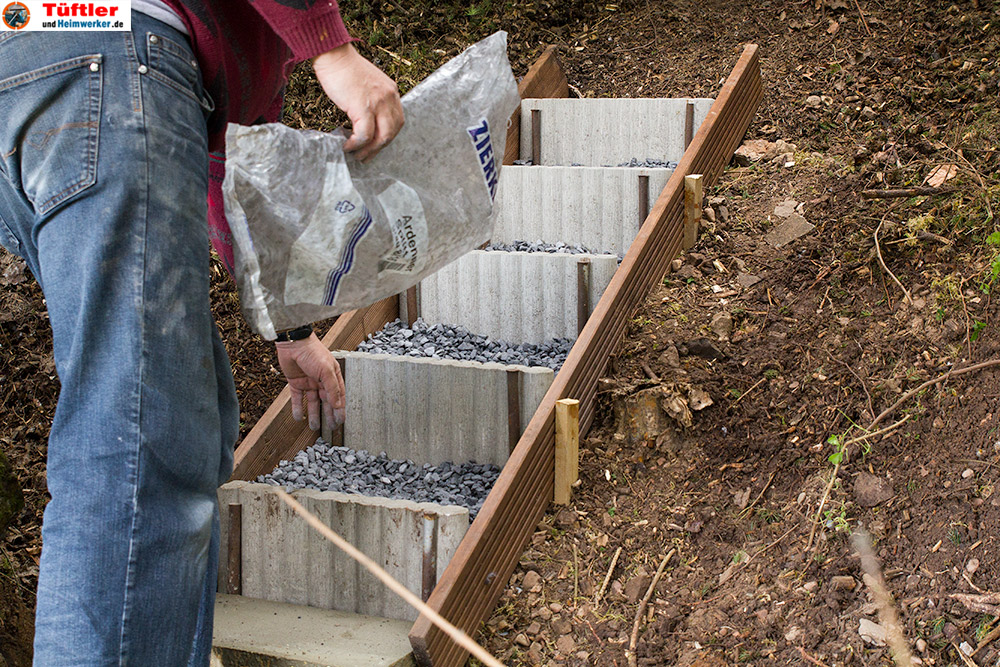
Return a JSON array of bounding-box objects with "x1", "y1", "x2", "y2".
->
[
  {"x1": 145, "y1": 33, "x2": 213, "y2": 112},
  {"x1": 0, "y1": 54, "x2": 102, "y2": 216}
]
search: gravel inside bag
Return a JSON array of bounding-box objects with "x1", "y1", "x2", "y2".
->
[{"x1": 259, "y1": 438, "x2": 501, "y2": 518}]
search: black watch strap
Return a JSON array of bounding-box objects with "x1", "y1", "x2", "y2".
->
[{"x1": 274, "y1": 324, "x2": 313, "y2": 342}]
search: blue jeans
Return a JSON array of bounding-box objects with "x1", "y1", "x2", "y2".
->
[{"x1": 0, "y1": 14, "x2": 239, "y2": 666}]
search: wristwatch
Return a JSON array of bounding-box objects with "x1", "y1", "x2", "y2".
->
[{"x1": 274, "y1": 324, "x2": 313, "y2": 342}]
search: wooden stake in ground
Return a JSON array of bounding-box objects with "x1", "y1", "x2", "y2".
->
[
  {"x1": 274, "y1": 489, "x2": 506, "y2": 667},
  {"x1": 554, "y1": 398, "x2": 580, "y2": 505},
  {"x1": 682, "y1": 174, "x2": 704, "y2": 251}
]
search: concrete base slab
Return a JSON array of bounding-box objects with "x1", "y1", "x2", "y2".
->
[
  {"x1": 492, "y1": 166, "x2": 671, "y2": 256},
  {"x1": 212, "y1": 594, "x2": 414, "y2": 667},
  {"x1": 519, "y1": 98, "x2": 713, "y2": 166}
]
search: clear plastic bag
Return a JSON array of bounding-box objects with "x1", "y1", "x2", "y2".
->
[{"x1": 223, "y1": 32, "x2": 519, "y2": 339}]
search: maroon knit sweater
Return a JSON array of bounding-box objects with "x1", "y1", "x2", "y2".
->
[{"x1": 161, "y1": 0, "x2": 355, "y2": 273}]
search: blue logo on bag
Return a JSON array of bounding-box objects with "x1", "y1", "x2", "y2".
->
[
  {"x1": 335, "y1": 200, "x2": 356, "y2": 214},
  {"x1": 467, "y1": 119, "x2": 498, "y2": 201},
  {"x1": 323, "y1": 206, "x2": 373, "y2": 306}
]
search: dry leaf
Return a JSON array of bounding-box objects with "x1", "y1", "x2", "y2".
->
[
  {"x1": 827, "y1": 20, "x2": 840, "y2": 34},
  {"x1": 924, "y1": 163, "x2": 958, "y2": 188}
]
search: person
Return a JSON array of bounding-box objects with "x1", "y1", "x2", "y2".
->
[{"x1": 0, "y1": 1, "x2": 404, "y2": 663}]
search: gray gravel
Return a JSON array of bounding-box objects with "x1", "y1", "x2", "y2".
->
[
  {"x1": 512, "y1": 158, "x2": 676, "y2": 169},
  {"x1": 483, "y1": 239, "x2": 597, "y2": 255},
  {"x1": 258, "y1": 439, "x2": 500, "y2": 518},
  {"x1": 357, "y1": 318, "x2": 572, "y2": 370}
]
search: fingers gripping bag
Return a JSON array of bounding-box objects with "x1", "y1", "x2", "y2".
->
[{"x1": 223, "y1": 32, "x2": 520, "y2": 339}]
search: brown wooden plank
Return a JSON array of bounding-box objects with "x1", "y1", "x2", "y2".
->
[
  {"x1": 231, "y1": 295, "x2": 399, "y2": 481},
  {"x1": 503, "y1": 45, "x2": 569, "y2": 166},
  {"x1": 410, "y1": 44, "x2": 762, "y2": 666}
]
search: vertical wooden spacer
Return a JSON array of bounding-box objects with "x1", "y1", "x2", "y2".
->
[
  {"x1": 405, "y1": 285, "x2": 419, "y2": 327},
  {"x1": 577, "y1": 257, "x2": 592, "y2": 335},
  {"x1": 638, "y1": 174, "x2": 650, "y2": 224},
  {"x1": 226, "y1": 503, "x2": 242, "y2": 595},
  {"x1": 507, "y1": 369, "x2": 521, "y2": 453},
  {"x1": 531, "y1": 109, "x2": 541, "y2": 165},
  {"x1": 322, "y1": 356, "x2": 347, "y2": 446},
  {"x1": 684, "y1": 101, "x2": 695, "y2": 149},
  {"x1": 554, "y1": 399, "x2": 580, "y2": 505},
  {"x1": 421, "y1": 513, "x2": 438, "y2": 601},
  {"x1": 683, "y1": 174, "x2": 704, "y2": 251}
]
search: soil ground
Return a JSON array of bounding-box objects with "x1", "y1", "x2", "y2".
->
[{"x1": 2, "y1": 1, "x2": 999, "y2": 665}]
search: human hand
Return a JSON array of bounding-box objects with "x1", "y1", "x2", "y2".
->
[
  {"x1": 274, "y1": 333, "x2": 346, "y2": 431},
  {"x1": 313, "y1": 43, "x2": 404, "y2": 162}
]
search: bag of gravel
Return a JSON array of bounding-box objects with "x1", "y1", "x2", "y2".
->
[{"x1": 223, "y1": 32, "x2": 520, "y2": 339}]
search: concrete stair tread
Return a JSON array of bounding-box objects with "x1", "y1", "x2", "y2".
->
[{"x1": 212, "y1": 594, "x2": 415, "y2": 667}]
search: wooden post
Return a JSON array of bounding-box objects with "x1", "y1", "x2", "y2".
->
[
  {"x1": 531, "y1": 109, "x2": 541, "y2": 165},
  {"x1": 405, "y1": 285, "x2": 419, "y2": 327},
  {"x1": 506, "y1": 369, "x2": 521, "y2": 453},
  {"x1": 638, "y1": 174, "x2": 650, "y2": 224},
  {"x1": 554, "y1": 399, "x2": 580, "y2": 505},
  {"x1": 577, "y1": 258, "x2": 592, "y2": 335},
  {"x1": 226, "y1": 503, "x2": 242, "y2": 595},
  {"x1": 684, "y1": 101, "x2": 695, "y2": 149},
  {"x1": 683, "y1": 174, "x2": 704, "y2": 251},
  {"x1": 322, "y1": 356, "x2": 347, "y2": 446}
]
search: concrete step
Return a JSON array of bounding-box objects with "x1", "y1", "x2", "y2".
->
[
  {"x1": 519, "y1": 97, "x2": 713, "y2": 166},
  {"x1": 493, "y1": 165, "x2": 672, "y2": 256},
  {"x1": 420, "y1": 250, "x2": 619, "y2": 344},
  {"x1": 212, "y1": 593, "x2": 414, "y2": 667},
  {"x1": 218, "y1": 482, "x2": 467, "y2": 622},
  {"x1": 332, "y1": 351, "x2": 553, "y2": 468}
]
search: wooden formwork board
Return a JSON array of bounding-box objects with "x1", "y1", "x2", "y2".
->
[
  {"x1": 231, "y1": 295, "x2": 400, "y2": 482},
  {"x1": 409, "y1": 44, "x2": 763, "y2": 666},
  {"x1": 504, "y1": 46, "x2": 569, "y2": 166}
]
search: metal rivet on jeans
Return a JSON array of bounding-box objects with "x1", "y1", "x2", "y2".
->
[
  {"x1": 149, "y1": 35, "x2": 159, "y2": 44},
  {"x1": 89, "y1": 62, "x2": 99, "y2": 72},
  {"x1": 138, "y1": 65, "x2": 148, "y2": 74}
]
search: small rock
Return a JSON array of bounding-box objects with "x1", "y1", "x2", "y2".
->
[
  {"x1": 916, "y1": 638, "x2": 927, "y2": 653},
  {"x1": 555, "y1": 634, "x2": 576, "y2": 655},
  {"x1": 859, "y1": 618, "x2": 887, "y2": 646},
  {"x1": 548, "y1": 602, "x2": 563, "y2": 613},
  {"x1": 522, "y1": 571, "x2": 542, "y2": 591},
  {"x1": 854, "y1": 472, "x2": 893, "y2": 507},
  {"x1": 737, "y1": 272, "x2": 761, "y2": 288},
  {"x1": 805, "y1": 95, "x2": 822, "y2": 108},
  {"x1": 528, "y1": 642, "x2": 544, "y2": 663},
  {"x1": 861, "y1": 105, "x2": 877, "y2": 119},
  {"x1": 773, "y1": 200, "x2": 798, "y2": 218},
  {"x1": 803, "y1": 581, "x2": 818, "y2": 592},
  {"x1": 670, "y1": 258, "x2": 683, "y2": 273},
  {"x1": 765, "y1": 213, "x2": 815, "y2": 248},
  {"x1": 552, "y1": 618, "x2": 572, "y2": 635},
  {"x1": 962, "y1": 468, "x2": 975, "y2": 479},
  {"x1": 703, "y1": 207, "x2": 716, "y2": 223},
  {"x1": 662, "y1": 345, "x2": 680, "y2": 368},
  {"x1": 710, "y1": 311, "x2": 734, "y2": 340},
  {"x1": 784, "y1": 626, "x2": 803, "y2": 642},
  {"x1": 526, "y1": 621, "x2": 541, "y2": 636},
  {"x1": 733, "y1": 139, "x2": 774, "y2": 165},
  {"x1": 624, "y1": 574, "x2": 652, "y2": 603},
  {"x1": 933, "y1": 417, "x2": 945, "y2": 428},
  {"x1": 514, "y1": 633, "x2": 530, "y2": 647},
  {"x1": 966, "y1": 558, "x2": 980, "y2": 574},
  {"x1": 831, "y1": 575, "x2": 856, "y2": 591}
]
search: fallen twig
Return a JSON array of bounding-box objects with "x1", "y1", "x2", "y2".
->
[
  {"x1": 844, "y1": 414, "x2": 912, "y2": 448},
  {"x1": 953, "y1": 642, "x2": 978, "y2": 667},
  {"x1": 973, "y1": 621, "x2": 1000, "y2": 657},
  {"x1": 851, "y1": 0, "x2": 872, "y2": 36},
  {"x1": 626, "y1": 549, "x2": 675, "y2": 667},
  {"x1": 861, "y1": 186, "x2": 956, "y2": 199},
  {"x1": 952, "y1": 591, "x2": 1000, "y2": 615},
  {"x1": 870, "y1": 359, "x2": 1000, "y2": 429},
  {"x1": 875, "y1": 220, "x2": 914, "y2": 306},
  {"x1": 275, "y1": 490, "x2": 505, "y2": 667},
  {"x1": 595, "y1": 547, "x2": 622, "y2": 606},
  {"x1": 737, "y1": 471, "x2": 775, "y2": 520},
  {"x1": 732, "y1": 377, "x2": 767, "y2": 406},
  {"x1": 855, "y1": 530, "x2": 914, "y2": 667},
  {"x1": 640, "y1": 360, "x2": 660, "y2": 382},
  {"x1": 798, "y1": 646, "x2": 831, "y2": 667}
]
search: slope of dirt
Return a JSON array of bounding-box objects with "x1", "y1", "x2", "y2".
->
[{"x1": 479, "y1": 0, "x2": 1000, "y2": 665}]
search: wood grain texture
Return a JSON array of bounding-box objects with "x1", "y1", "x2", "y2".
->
[
  {"x1": 553, "y1": 399, "x2": 579, "y2": 505},
  {"x1": 231, "y1": 296, "x2": 399, "y2": 481},
  {"x1": 410, "y1": 44, "x2": 762, "y2": 666},
  {"x1": 503, "y1": 46, "x2": 569, "y2": 166}
]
